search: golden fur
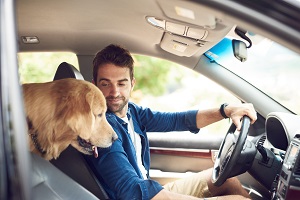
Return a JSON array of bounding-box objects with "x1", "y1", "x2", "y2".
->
[{"x1": 23, "y1": 78, "x2": 117, "y2": 160}]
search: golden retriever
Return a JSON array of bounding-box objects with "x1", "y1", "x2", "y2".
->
[{"x1": 23, "y1": 78, "x2": 117, "y2": 160}]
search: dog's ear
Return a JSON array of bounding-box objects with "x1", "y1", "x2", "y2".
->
[{"x1": 63, "y1": 90, "x2": 95, "y2": 140}]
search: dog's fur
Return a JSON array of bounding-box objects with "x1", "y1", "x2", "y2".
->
[{"x1": 23, "y1": 78, "x2": 117, "y2": 160}]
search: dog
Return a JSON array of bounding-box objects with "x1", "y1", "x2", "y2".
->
[{"x1": 23, "y1": 78, "x2": 118, "y2": 160}]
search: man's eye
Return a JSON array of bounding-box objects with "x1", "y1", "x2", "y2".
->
[{"x1": 101, "y1": 83, "x2": 109, "y2": 87}]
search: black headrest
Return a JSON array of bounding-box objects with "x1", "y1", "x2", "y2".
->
[{"x1": 53, "y1": 62, "x2": 84, "y2": 80}]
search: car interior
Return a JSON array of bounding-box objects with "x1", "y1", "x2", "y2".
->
[
  {"x1": 2, "y1": 0, "x2": 300, "y2": 200},
  {"x1": 31, "y1": 153, "x2": 98, "y2": 200},
  {"x1": 50, "y1": 62, "x2": 109, "y2": 199},
  {"x1": 28, "y1": 61, "x2": 106, "y2": 199}
]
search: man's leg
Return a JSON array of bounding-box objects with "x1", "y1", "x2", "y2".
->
[
  {"x1": 201, "y1": 168, "x2": 250, "y2": 198},
  {"x1": 163, "y1": 171, "x2": 212, "y2": 198},
  {"x1": 163, "y1": 168, "x2": 250, "y2": 198}
]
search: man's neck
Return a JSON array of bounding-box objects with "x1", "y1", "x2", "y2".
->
[{"x1": 114, "y1": 104, "x2": 128, "y2": 118}]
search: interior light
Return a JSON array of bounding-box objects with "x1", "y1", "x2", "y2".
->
[{"x1": 21, "y1": 36, "x2": 39, "y2": 44}]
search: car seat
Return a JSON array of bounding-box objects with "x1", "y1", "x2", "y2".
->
[
  {"x1": 31, "y1": 153, "x2": 98, "y2": 200},
  {"x1": 50, "y1": 62, "x2": 110, "y2": 199},
  {"x1": 53, "y1": 62, "x2": 84, "y2": 80},
  {"x1": 30, "y1": 62, "x2": 102, "y2": 200}
]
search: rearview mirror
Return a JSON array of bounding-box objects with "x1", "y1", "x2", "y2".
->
[{"x1": 232, "y1": 39, "x2": 247, "y2": 62}]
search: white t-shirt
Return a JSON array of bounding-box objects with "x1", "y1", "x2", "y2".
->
[{"x1": 121, "y1": 116, "x2": 148, "y2": 179}]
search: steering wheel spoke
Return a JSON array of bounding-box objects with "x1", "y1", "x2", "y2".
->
[{"x1": 212, "y1": 116, "x2": 251, "y2": 186}]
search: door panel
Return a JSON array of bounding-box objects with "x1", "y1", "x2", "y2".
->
[{"x1": 148, "y1": 132, "x2": 223, "y2": 184}]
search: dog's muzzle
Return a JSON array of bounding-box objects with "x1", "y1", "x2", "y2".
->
[{"x1": 77, "y1": 136, "x2": 98, "y2": 158}]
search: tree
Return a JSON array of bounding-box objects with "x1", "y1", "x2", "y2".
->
[{"x1": 133, "y1": 55, "x2": 185, "y2": 96}]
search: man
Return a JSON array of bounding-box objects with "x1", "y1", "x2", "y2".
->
[{"x1": 85, "y1": 44, "x2": 257, "y2": 200}]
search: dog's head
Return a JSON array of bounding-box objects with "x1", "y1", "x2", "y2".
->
[
  {"x1": 55, "y1": 79, "x2": 118, "y2": 158},
  {"x1": 24, "y1": 78, "x2": 117, "y2": 160}
]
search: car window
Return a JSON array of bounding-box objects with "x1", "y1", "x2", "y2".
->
[
  {"x1": 18, "y1": 52, "x2": 79, "y2": 83},
  {"x1": 133, "y1": 54, "x2": 240, "y2": 136},
  {"x1": 18, "y1": 52, "x2": 238, "y2": 135}
]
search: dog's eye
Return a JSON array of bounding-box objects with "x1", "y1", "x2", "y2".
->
[{"x1": 97, "y1": 113, "x2": 102, "y2": 118}]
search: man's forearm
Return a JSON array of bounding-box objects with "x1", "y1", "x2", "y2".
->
[
  {"x1": 195, "y1": 103, "x2": 257, "y2": 130},
  {"x1": 196, "y1": 108, "x2": 223, "y2": 128}
]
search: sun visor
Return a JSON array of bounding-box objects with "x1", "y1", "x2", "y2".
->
[
  {"x1": 157, "y1": 0, "x2": 216, "y2": 29},
  {"x1": 148, "y1": 0, "x2": 234, "y2": 57},
  {"x1": 160, "y1": 32, "x2": 205, "y2": 57}
]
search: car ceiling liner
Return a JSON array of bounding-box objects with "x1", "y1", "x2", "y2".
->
[{"x1": 146, "y1": 0, "x2": 234, "y2": 57}]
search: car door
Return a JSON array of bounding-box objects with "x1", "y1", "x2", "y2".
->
[
  {"x1": 1, "y1": 0, "x2": 32, "y2": 199},
  {"x1": 148, "y1": 131, "x2": 223, "y2": 185}
]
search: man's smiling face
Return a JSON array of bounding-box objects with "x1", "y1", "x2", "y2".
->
[{"x1": 95, "y1": 63, "x2": 135, "y2": 118}]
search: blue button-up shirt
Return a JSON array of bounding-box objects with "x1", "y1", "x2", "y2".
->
[{"x1": 85, "y1": 102, "x2": 199, "y2": 200}]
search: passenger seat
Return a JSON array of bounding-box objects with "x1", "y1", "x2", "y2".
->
[
  {"x1": 31, "y1": 153, "x2": 98, "y2": 200},
  {"x1": 53, "y1": 62, "x2": 84, "y2": 80},
  {"x1": 50, "y1": 62, "x2": 110, "y2": 199}
]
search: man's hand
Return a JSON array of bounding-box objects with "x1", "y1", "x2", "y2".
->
[{"x1": 224, "y1": 103, "x2": 257, "y2": 130}]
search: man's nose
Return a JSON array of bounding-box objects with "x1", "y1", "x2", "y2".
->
[{"x1": 109, "y1": 85, "x2": 119, "y2": 96}]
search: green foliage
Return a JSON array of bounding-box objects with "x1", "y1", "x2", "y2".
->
[
  {"x1": 17, "y1": 52, "x2": 237, "y2": 135},
  {"x1": 18, "y1": 52, "x2": 78, "y2": 83},
  {"x1": 18, "y1": 52, "x2": 197, "y2": 98},
  {"x1": 133, "y1": 55, "x2": 186, "y2": 96}
]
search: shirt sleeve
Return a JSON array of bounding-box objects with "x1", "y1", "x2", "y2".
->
[
  {"x1": 135, "y1": 104, "x2": 200, "y2": 133},
  {"x1": 85, "y1": 139, "x2": 163, "y2": 200}
]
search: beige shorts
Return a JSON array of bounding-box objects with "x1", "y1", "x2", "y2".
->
[{"x1": 163, "y1": 171, "x2": 216, "y2": 199}]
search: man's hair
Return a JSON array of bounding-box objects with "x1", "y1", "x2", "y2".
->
[{"x1": 93, "y1": 44, "x2": 134, "y2": 83}]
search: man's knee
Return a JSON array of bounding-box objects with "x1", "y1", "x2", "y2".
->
[{"x1": 208, "y1": 175, "x2": 249, "y2": 197}]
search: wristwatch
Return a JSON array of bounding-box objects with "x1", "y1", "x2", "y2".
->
[{"x1": 219, "y1": 103, "x2": 229, "y2": 119}]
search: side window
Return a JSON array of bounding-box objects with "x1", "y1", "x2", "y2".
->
[
  {"x1": 18, "y1": 52, "x2": 238, "y2": 135},
  {"x1": 18, "y1": 52, "x2": 78, "y2": 83},
  {"x1": 132, "y1": 55, "x2": 239, "y2": 135}
]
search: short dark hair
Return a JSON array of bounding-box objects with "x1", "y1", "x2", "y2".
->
[{"x1": 93, "y1": 44, "x2": 134, "y2": 83}]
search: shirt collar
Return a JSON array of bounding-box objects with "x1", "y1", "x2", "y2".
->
[{"x1": 106, "y1": 106, "x2": 132, "y2": 121}]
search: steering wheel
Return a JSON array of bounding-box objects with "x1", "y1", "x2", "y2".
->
[{"x1": 212, "y1": 115, "x2": 251, "y2": 186}]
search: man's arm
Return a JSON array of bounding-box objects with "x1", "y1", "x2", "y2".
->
[{"x1": 196, "y1": 103, "x2": 257, "y2": 130}]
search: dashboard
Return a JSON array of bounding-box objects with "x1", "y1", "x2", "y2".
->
[
  {"x1": 265, "y1": 112, "x2": 300, "y2": 199},
  {"x1": 276, "y1": 134, "x2": 300, "y2": 200}
]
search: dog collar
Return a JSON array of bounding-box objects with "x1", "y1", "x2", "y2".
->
[{"x1": 27, "y1": 117, "x2": 46, "y2": 155}]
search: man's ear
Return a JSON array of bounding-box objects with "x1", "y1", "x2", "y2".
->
[{"x1": 131, "y1": 77, "x2": 136, "y2": 91}]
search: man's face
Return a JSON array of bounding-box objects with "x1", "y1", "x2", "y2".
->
[{"x1": 94, "y1": 63, "x2": 135, "y2": 117}]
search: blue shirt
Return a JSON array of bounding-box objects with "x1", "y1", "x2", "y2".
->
[{"x1": 85, "y1": 102, "x2": 199, "y2": 200}]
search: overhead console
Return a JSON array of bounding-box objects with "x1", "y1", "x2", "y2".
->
[{"x1": 146, "y1": 0, "x2": 234, "y2": 57}]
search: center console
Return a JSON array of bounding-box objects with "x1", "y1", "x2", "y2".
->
[{"x1": 276, "y1": 134, "x2": 300, "y2": 200}]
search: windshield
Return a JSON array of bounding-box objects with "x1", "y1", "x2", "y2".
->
[{"x1": 205, "y1": 34, "x2": 300, "y2": 115}]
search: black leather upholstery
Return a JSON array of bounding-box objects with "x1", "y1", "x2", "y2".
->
[
  {"x1": 50, "y1": 62, "x2": 110, "y2": 199},
  {"x1": 53, "y1": 62, "x2": 84, "y2": 80},
  {"x1": 31, "y1": 153, "x2": 98, "y2": 200},
  {"x1": 50, "y1": 146, "x2": 109, "y2": 199}
]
